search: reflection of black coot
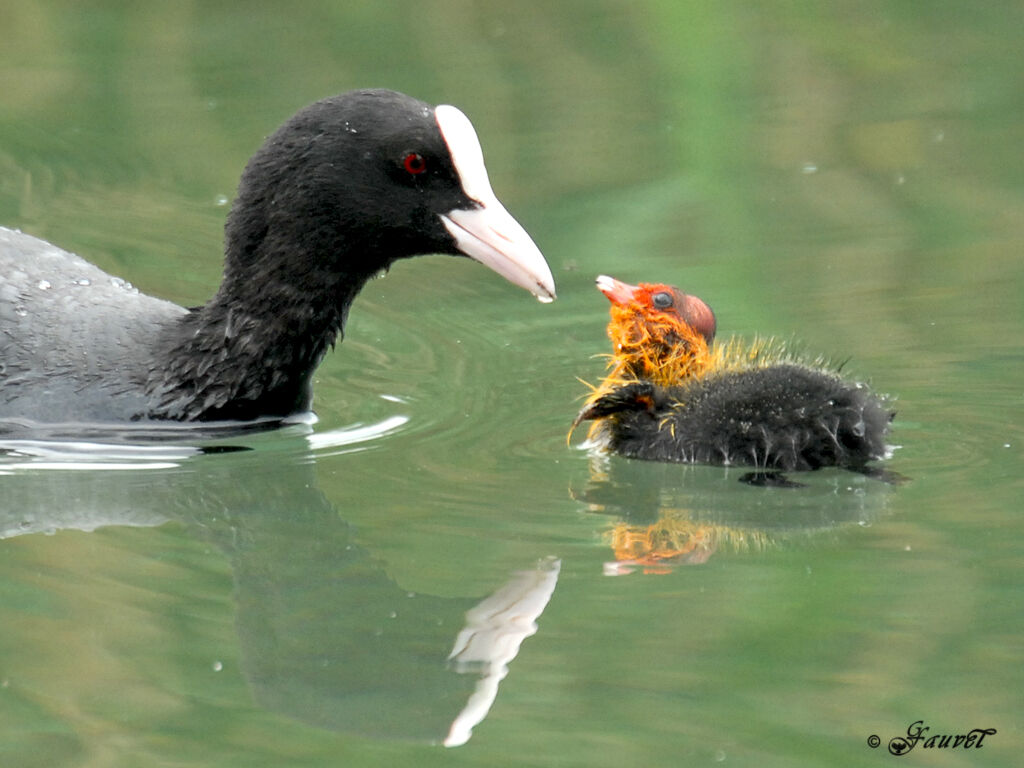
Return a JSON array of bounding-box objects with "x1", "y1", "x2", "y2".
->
[
  {"x1": 1, "y1": 452, "x2": 556, "y2": 746},
  {"x1": 191, "y1": 458, "x2": 556, "y2": 745},
  {"x1": 229, "y1": 499, "x2": 483, "y2": 741}
]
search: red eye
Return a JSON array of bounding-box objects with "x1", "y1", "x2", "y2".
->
[{"x1": 403, "y1": 152, "x2": 427, "y2": 175}]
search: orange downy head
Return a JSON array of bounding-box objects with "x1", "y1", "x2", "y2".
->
[{"x1": 595, "y1": 275, "x2": 717, "y2": 386}]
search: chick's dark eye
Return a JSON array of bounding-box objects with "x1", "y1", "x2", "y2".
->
[
  {"x1": 403, "y1": 152, "x2": 427, "y2": 175},
  {"x1": 652, "y1": 292, "x2": 674, "y2": 309}
]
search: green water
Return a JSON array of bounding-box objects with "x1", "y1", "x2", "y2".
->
[{"x1": 1, "y1": 2, "x2": 1021, "y2": 766}]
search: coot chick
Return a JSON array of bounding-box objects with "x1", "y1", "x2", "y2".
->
[
  {"x1": 0, "y1": 89, "x2": 555, "y2": 426},
  {"x1": 573, "y1": 276, "x2": 895, "y2": 477}
]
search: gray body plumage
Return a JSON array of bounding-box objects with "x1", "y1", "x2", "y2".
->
[{"x1": 0, "y1": 227, "x2": 187, "y2": 423}]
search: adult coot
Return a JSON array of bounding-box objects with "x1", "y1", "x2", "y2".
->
[
  {"x1": 572, "y1": 276, "x2": 896, "y2": 479},
  {"x1": 0, "y1": 89, "x2": 555, "y2": 426}
]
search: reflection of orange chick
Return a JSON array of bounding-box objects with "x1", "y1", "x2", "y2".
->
[
  {"x1": 606, "y1": 518, "x2": 716, "y2": 574},
  {"x1": 603, "y1": 516, "x2": 778, "y2": 574},
  {"x1": 574, "y1": 276, "x2": 895, "y2": 477}
]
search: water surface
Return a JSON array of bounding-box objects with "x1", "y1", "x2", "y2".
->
[{"x1": 1, "y1": 2, "x2": 1021, "y2": 766}]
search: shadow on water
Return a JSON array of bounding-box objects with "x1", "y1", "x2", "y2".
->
[
  {"x1": 570, "y1": 449, "x2": 899, "y2": 574},
  {"x1": 0, "y1": 425, "x2": 558, "y2": 748}
]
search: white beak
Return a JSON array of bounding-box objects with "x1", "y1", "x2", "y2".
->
[{"x1": 436, "y1": 105, "x2": 556, "y2": 302}]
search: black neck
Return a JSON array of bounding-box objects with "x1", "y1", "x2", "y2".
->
[{"x1": 148, "y1": 239, "x2": 367, "y2": 422}]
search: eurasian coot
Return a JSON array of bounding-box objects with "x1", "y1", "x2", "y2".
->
[
  {"x1": 0, "y1": 89, "x2": 555, "y2": 426},
  {"x1": 573, "y1": 276, "x2": 895, "y2": 477}
]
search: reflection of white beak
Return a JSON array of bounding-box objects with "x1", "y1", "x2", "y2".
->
[
  {"x1": 436, "y1": 105, "x2": 556, "y2": 303},
  {"x1": 444, "y1": 557, "x2": 561, "y2": 747}
]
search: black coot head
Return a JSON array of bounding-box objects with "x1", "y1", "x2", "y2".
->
[{"x1": 223, "y1": 89, "x2": 555, "y2": 301}]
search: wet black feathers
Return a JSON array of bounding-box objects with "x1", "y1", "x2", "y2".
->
[{"x1": 583, "y1": 364, "x2": 893, "y2": 472}]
